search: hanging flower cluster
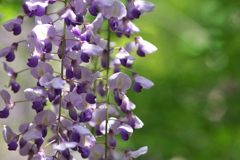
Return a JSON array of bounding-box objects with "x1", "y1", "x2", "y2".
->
[{"x1": 0, "y1": 0, "x2": 157, "y2": 159}]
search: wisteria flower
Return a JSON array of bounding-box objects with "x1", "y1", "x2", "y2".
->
[
  {"x1": 34, "y1": 110, "x2": 56, "y2": 127},
  {"x1": 89, "y1": 144, "x2": 104, "y2": 159},
  {"x1": 124, "y1": 146, "x2": 148, "y2": 160},
  {"x1": 99, "y1": 117, "x2": 118, "y2": 135},
  {"x1": 102, "y1": 0, "x2": 127, "y2": 20},
  {"x1": 23, "y1": 0, "x2": 49, "y2": 17},
  {"x1": 27, "y1": 36, "x2": 44, "y2": 60},
  {"x1": 95, "y1": 0, "x2": 115, "y2": 7},
  {"x1": 70, "y1": 124, "x2": 96, "y2": 148},
  {"x1": 33, "y1": 110, "x2": 57, "y2": 138},
  {"x1": 109, "y1": 72, "x2": 132, "y2": 92},
  {"x1": 115, "y1": 47, "x2": 135, "y2": 67},
  {"x1": 91, "y1": 13, "x2": 104, "y2": 31},
  {"x1": 134, "y1": 0, "x2": 155, "y2": 12},
  {"x1": 89, "y1": 104, "x2": 119, "y2": 135},
  {"x1": 54, "y1": 141, "x2": 78, "y2": 151},
  {"x1": 135, "y1": 36, "x2": 157, "y2": 57},
  {"x1": 80, "y1": 24, "x2": 101, "y2": 43},
  {"x1": 60, "y1": 7, "x2": 77, "y2": 26},
  {"x1": 30, "y1": 61, "x2": 53, "y2": 79},
  {"x1": 19, "y1": 122, "x2": 35, "y2": 134},
  {"x1": 32, "y1": 24, "x2": 56, "y2": 40},
  {"x1": 70, "y1": 0, "x2": 86, "y2": 15},
  {"x1": 116, "y1": 18, "x2": 140, "y2": 38},
  {"x1": 132, "y1": 73, "x2": 154, "y2": 92},
  {"x1": 0, "y1": 90, "x2": 14, "y2": 118},
  {"x1": 22, "y1": 128, "x2": 42, "y2": 141},
  {"x1": 62, "y1": 92, "x2": 82, "y2": 120},
  {"x1": 119, "y1": 94, "x2": 136, "y2": 113},
  {"x1": 0, "y1": 43, "x2": 18, "y2": 62},
  {"x1": 0, "y1": 0, "x2": 157, "y2": 159},
  {"x1": 109, "y1": 72, "x2": 132, "y2": 105},
  {"x1": 3, "y1": 125, "x2": 19, "y2": 150},
  {"x1": 81, "y1": 42, "x2": 103, "y2": 62},
  {"x1": 19, "y1": 142, "x2": 38, "y2": 157},
  {"x1": 126, "y1": 111, "x2": 144, "y2": 129},
  {"x1": 24, "y1": 87, "x2": 47, "y2": 101},
  {"x1": 39, "y1": 72, "x2": 66, "y2": 89},
  {"x1": 2, "y1": 16, "x2": 23, "y2": 35},
  {"x1": 74, "y1": 93, "x2": 96, "y2": 113},
  {"x1": 117, "y1": 124, "x2": 134, "y2": 141},
  {"x1": 129, "y1": 0, "x2": 155, "y2": 19},
  {"x1": 2, "y1": 62, "x2": 20, "y2": 93},
  {"x1": 24, "y1": 87, "x2": 48, "y2": 112}
]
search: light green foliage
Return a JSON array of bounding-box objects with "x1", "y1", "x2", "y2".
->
[{"x1": 0, "y1": 1, "x2": 22, "y2": 23}]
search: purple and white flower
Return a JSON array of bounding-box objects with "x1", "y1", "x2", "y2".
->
[
  {"x1": 2, "y1": 16, "x2": 23, "y2": 35},
  {"x1": 0, "y1": 90, "x2": 14, "y2": 118},
  {"x1": 0, "y1": 43, "x2": 18, "y2": 62},
  {"x1": 124, "y1": 146, "x2": 148, "y2": 160},
  {"x1": 135, "y1": 36, "x2": 157, "y2": 57}
]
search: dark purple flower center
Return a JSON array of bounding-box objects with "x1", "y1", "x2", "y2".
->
[
  {"x1": 8, "y1": 140, "x2": 18, "y2": 151},
  {"x1": 0, "y1": 107, "x2": 10, "y2": 118},
  {"x1": 89, "y1": 3, "x2": 98, "y2": 16}
]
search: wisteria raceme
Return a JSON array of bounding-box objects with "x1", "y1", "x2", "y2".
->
[{"x1": 0, "y1": 0, "x2": 157, "y2": 159}]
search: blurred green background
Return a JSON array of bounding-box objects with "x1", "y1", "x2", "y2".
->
[{"x1": 1, "y1": 0, "x2": 240, "y2": 160}]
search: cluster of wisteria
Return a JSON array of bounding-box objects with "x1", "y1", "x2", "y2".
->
[{"x1": 0, "y1": 0, "x2": 157, "y2": 159}]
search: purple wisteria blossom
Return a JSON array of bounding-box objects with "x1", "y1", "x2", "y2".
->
[
  {"x1": 0, "y1": 43, "x2": 18, "y2": 62},
  {"x1": 60, "y1": 7, "x2": 79, "y2": 26},
  {"x1": 102, "y1": 0, "x2": 127, "y2": 20},
  {"x1": 116, "y1": 18, "x2": 140, "y2": 38},
  {"x1": 81, "y1": 42, "x2": 103, "y2": 62},
  {"x1": 19, "y1": 142, "x2": 38, "y2": 158},
  {"x1": 127, "y1": 0, "x2": 155, "y2": 19},
  {"x1": 2, "y1": 62, "x2": 20, "y2": 93},
  {"x1": 132, "y1": 73, "x2": 154, "y2": 92},
  {"x1": 32, "y1": 24, "x2": 56, "y2": 40},
  {"x1": 89, "y1": 104, "x2": 119, "y2": 135},
  {"x1": 39, "y1": 73, "x2": 66, "y2": 89},
  {"x1": 54, "y1": 141, "x2": 78, "y2": 153},
  {"x1": 135, "y1": 36, "x2": 157, "y2": 57},
  {"x1": 109, "y1": 72, "x2": 132, "y2": 105},
  {"x1": 3, "y1": 125, "x2": 19, "y2": 150},
  {"x1": 0, "y1": 0, "x2": 156, "y2": 159},
  {"x1": 24, "y1": 87, "x2": 48, "y2": 112},
  {"x1": 124, "y1": 146, "x2": 148, "y2": 160},
  {"x1": 27, "y1": 24, "x2": 56, "y2": 62},
  {"x1": 30, "y1": 61, "x2": 53, "y2": 79},
  {"x1": 115, "y1": 47, "x2": 135, "y2": 67},
  {"x1": 23, "y1": 0, "x2": 49, "y2": 17},
  {"x1": 2, "y1": 16, "x2": 23, "y2": 35},
  {"x1": 62, "y1": 92, "x2": 82, "y2": 121},
  {"x1": 119, "y1": 94, "x2": 136, "y2": 113},
  {"x1": 109, "y1": 72, "x2": 132, "y2": 92},
  {"x1": 0, "y1": 90, "x2": 14, "y2": 118}
]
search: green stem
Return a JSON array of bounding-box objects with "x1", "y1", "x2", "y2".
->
[
  {"x1": 16, "y1": 68, "x2": 30, "y2": 74},
  {"x1": 92, "y1": 56, "x2": 99, "y2": 93},
  {"x1": 104, "y1": 19, "x2": 111, "y2": 160},
  {"x1": 56, "y1": 0, "x2": 67, "y2": 156}
]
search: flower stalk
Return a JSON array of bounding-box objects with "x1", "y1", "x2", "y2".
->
[
  {"x1": 104, "y1": 19, "x2": 111, "y2": 159},
  {"x1": 57, "y1": 0, "x2": 67, "y2": 146}
]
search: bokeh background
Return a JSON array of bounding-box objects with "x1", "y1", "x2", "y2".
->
[{"x1": 1, "y1": 0, "x2": 240, "y2": 160}]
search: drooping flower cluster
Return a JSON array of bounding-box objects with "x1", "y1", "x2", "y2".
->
[{"x1": 0, "y1": 0, "x2": 157, "y2": 159}]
